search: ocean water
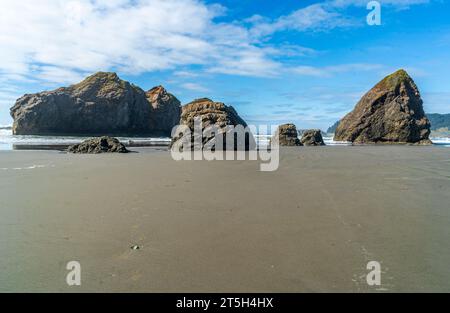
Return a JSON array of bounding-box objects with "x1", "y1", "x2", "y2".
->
[
  {"x1": 0, "y1": 128, "x2": 171, "y2": 151},
  {"x1": 255, "y1": 135, "x2": 352, "y2": 146},
  {"x1": 0, "y1": 129, "x2": 449, "y2": 151}
]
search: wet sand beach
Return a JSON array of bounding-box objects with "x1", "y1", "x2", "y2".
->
[{"x1": 0, "y1": 146, "x2": 449, "y2": 292}]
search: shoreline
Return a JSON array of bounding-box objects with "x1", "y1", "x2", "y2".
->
[
  {"x1": 3, "y1": 140, "x2": 450, "y2": 152},
  {"x1": 1, "y1": 133, "x2": 449, "y2": 152}
]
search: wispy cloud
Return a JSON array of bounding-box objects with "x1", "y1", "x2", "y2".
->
[
  {"x1": 292, "y1": 63, "x2": 385, "y2": 77},
  {"x1": 332, "y1": 0, "x2": 430, "y2": 9},
  {"x1": 422, "y1": 91, "x2": 450, "y2": 113},
  {"x1": 248, "y1": 0, "x2": 431, "y2": 38},
  {"x1": 0, "y1": 0, "x2": 432, "y2": 88},
  {"x1": 0, "y1": 0, "x2": 279, "y2": 84},
  {"x1": 181, "y1": 82, "x2": 210, "y2": 93},
  {"x1": 249, "y1": 4, "x2": 355, "y2": 38}
]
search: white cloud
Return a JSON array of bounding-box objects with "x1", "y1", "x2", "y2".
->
[
  {"x1": 174, "y1": 71, "x2": 200, "y2": 78},
  {"x1": 207, "y1": 46, "x2": 280, "y2": 77},
  {"x1": 0, "y1": 0, "x2": 432, "y2": 88},
  {"x1": 292, "y1": 63, "x2": 384, "y2": 77},
  {"x1": 0, "y1": 0, "x2": 278, "y2": 85},
  {"x1": 292, "y1": 66, "x2": 330, "y2": 77},
  {"x1": 181, "y1": 82, "x2": 210, "y2": 92},
  {"x1": 332, "y1": 0, "x2": 430, "y2": 8},
  {"x1": 250, "y1": 4, "x2": 354, "y2": 38},
  {"x1": 248, "y1": 0, "x2": 431, "y2": 37}
]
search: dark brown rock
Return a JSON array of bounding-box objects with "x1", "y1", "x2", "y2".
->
[
  {"x1": 171, "y1": 98, "x2": 255, "y2": 151},
  {"x1": 146, "y1": 86, "x2": 181, "y2": 135},
  {"x1": 68, "y1": 136, "x2": 129, "y2": 154},
  {"x1": 334, "y1": 69, "x2": 431, "y2": 144},
  {"x1": 10, "y1": 72, "x2": 180, "y2": 136},
  {"x1": 300, "y1": 129, "x2": 325, "y2": 146},
  {"x1": 272, "y1": 124, "x2": 302, "y2": 146}
]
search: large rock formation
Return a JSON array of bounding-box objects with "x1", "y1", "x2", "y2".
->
[
  {"x1": 10, "y1": 72, "x2": 180, "y2": 136},
  {"x1": 146, "y1": 86, "x2": 182, "y2": 135},
  {"x1": 68, "y1": 136, "x2": 129, "y2": 154},
  {"x1": 272, "y1": 124, "x2": 302, "y2": 146},
  {"x1": 334, "y1": 70, "x2": 431, "y2": 144},
  {"x1": 300, "y1": 129, "x2": 326, "y2": 146},
  {"x1": 171, "y1": 98, "x2": 255, "y2": 151}
]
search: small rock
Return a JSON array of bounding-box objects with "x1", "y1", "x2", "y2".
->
[
  {"x1": 272, "y1": 124, "x2": 302, "y2": 146},
  {"x1": 300, "y1": 129, "x2": 326, "y2": 146},
  {"x1": 68, "y1": 136, "x2": 130, "y2": 154}
]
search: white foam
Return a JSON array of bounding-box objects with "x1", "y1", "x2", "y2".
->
[
  {"x1": 0, "y1": 129, "x2": 171, "y2": 150},
  {"x1": 431, "y1": 137, "x2": 450, "y2": 147},
  {"x1": 1, "y1": 164, "x2": 48, "y2": 171},
  {"x1": 322, "y1": 136, "x2": 352, "y2": 146},
  {"x1": 0, "y1": 132, "x2": 448, "y2": 150}
]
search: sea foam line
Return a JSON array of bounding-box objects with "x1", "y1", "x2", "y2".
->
[{"x1": 0, "y1": 164, "x2": 51, "y2": 171}]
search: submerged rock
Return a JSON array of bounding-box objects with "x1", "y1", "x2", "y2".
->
[
  {"x1": 272, "y1": 124, "x2": 302, "y2": 146},
  {"x1": 300, "y1": 129, "x2": 326, "y2": 146},
  {"x1": 68, "y1": 136, "x2": 129, "y2": 154},
  {"x1": 334, "y1": 69, "x2": 431, "y2": 144},
  {"x1": 10, "y1": 72, "x2": 180, "y2": 136},
  {"x1": 171, "y1": 98, "x2": 255, "y2": 151}
]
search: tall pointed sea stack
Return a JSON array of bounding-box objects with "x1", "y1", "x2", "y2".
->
[{"x1": 334, "y1": 69, "x2": 431, "y2": 144}]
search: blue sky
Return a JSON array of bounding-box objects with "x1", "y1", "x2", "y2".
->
[{"x1": 1, "y1": 0, "x2": 449, "y2": 130}]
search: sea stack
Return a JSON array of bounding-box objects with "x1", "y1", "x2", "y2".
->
[
  {"x1": 171, "y1": 98, "x2": 255, "y2": 151},
  {"x1": 300, "y1": 129, "x2": 326, "y2": 146},
  {"x1": 272, "y1": 124, "x2": 302, "y2": 146},
  {"x1": 10, "y1": 72, "x2": 181, "y2": 136},
  {"x1": 334, "y1": 69, "x2": 431, "y2": 144}
]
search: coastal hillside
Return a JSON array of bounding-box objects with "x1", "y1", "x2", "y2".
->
[
  {"x1": 327, "y1": 121, "x2": 340, "y2": 134},
  {"x1": 428, "y1": 113, "x2": 450, "y2": 131}
]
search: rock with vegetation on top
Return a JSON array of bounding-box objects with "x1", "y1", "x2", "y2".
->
[
  {"x1": 10, "y1": 72, "x2": 180, "y2": 136},
  {"x1": 272, "y1": 124, "x2": 302, "y2": 146},
  {"x1": 334, "y1": 69, "x2": 431, "y2": 144},
  {"x1": 171, "y1": 98, "x2": 255, "y2": 151},
  {"x1": 300, "y1": 129, "x2": 326, "y2": 146},
  {"x1": 68, "y1": 136, "x2": 129, "y2": 154}
]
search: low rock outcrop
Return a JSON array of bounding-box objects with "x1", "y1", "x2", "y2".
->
[
  {"x1": 272, "y1": 124, "x2": 302, "y2": 146},
  {"x1": 334, "y1": 69, "x2": 431, "y2": 144},
  {"x1": 10, "y1": 72, "x2": 181, "y2": 136},
  {"x1": 300, "y1": 129, "x2": 326, "y2": 146},
  {"x1": 171, "y1": 98, "x2": 255, "y2": 151},
  {"x1": 68, "y1": 136, "x2": 129, "y2": 154}
]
